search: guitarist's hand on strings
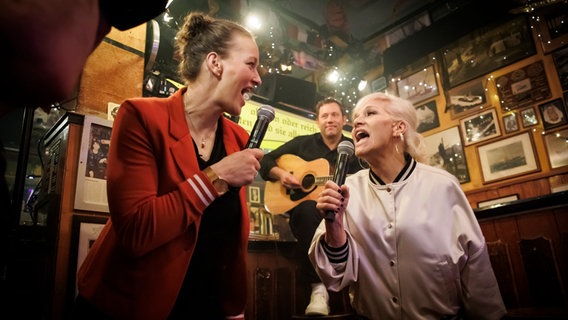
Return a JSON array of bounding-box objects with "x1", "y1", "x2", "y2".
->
[
  {"x1": 316, "y1": 180, "x2": 349, "y2": 247},
  {"x1": 270, "y1": 167, "x2": 301, "y2": 189},
  {"x1": 210, "y1": 149, "x2": 264, "y2": 187}
]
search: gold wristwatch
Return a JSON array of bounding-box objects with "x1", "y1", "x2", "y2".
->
[{"x1": 203, "y1": 166, "x2": 229, "y2": 195}]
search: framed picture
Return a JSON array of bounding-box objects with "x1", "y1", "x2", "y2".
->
[
  {"x1": 415, "y1": 100, "x2": 440, "y2": 133},
  {"x1": 396, "y1": 65, "x2": 439, "y2": 104},
  {"x1": 533, "y1": 4, "x2": 568, "y2": 54},
  {"x1": 74, "y1": 115, "x2": 113, "y2": 213},
  {"x1": 460, "y1": 108, "x2": 501, "y2": 146},
  {"x1": 503, "y1": 113, "x2": 520, "y2": 134},
  {"x1": 441, "y1": 15, "x2": 535, "y2": 88},
  {"x1": 477, "y1": 131, "x2": 540, "y2": 184},
  {"x1": 539, "y1": 98, "x2": 568, "y2": 130},
  {"x1": 446, "y1": 78, "x2": 487, "y2": 119},
  {"x1": 248, "y1": 185, "x2": 261, "y2": 204},
  {"x1": 67, "y1": 214, "x2": 108, "y2": 304},
  {"x1": 543, "y1": 127, "x2": 568, "y2": 169},
  {"x1": 371, "y1": 76, "x2": 387, "y2": 92},
  {"x1": 520, "y1": 107, "x2": 539, "y2": 128},
  {"x1": 552, "y1": 45, "x2": 568, "y2": 91},
  {"x1": 495, "y1": 60, "x2": 551, "y2": 112},
  {"x1": 423, "y1": 126, "x2": 470, "y2": 183},
  {"x1": 477, "y1": 194, "x2": 519, "y2": 209}
]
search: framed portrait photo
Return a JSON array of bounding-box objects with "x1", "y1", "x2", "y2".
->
[
  {"x1": 415, "y1": 100, "x2": 440, "y2": 133},
  {"x1": 477, "y1": 131, "x2": 540, "y2": 184},
  {"x1": 520, "y1": 107, "x2": 539, "y2": 128},
  {"x1": 74, "y1": 115, "x2": 113, "y2": 213},
  {"x1": 503, "y1": 113, "x2": 520, "y2": 134},
  {"x1": 460, "y1": 108, "x2": 501, "y2": 146},
  {"x1": 538, "y1": 98, "x2": 567, "y2": 130},
  {"x1": 396, "y1": 65, "x2": 439, "y2": 104},
  {"x1": 543, "y1": 127, "x2": 568, "y2": 169},
  {"x1": 423, "y1": 126, "x2": 470, "y2": 183}
]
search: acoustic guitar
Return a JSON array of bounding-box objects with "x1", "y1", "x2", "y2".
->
[{"x1": 263, "y1": 154, "x2": 332, "y2": 214}]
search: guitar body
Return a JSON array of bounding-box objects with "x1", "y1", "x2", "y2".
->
[{"x1": 264, "y1": 154, "x2": 330, "y2": 214}]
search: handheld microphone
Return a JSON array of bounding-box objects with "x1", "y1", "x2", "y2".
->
[
  {"x1": 324, "y1": 140, "x2": 355, "y2": 222},
  {"x1": 245, "y1": 105, "x2": 275, "y2": 149}
]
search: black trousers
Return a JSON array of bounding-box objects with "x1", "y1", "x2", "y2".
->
[{"x1": 288, "y1": 200, "x2": 323, "y2": 284}]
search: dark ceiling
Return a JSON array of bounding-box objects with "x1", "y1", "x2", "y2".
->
[{"x1": 149, "y1": 0, "x2": 554, "y2": 112}]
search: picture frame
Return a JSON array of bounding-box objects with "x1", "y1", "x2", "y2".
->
[
  {"x1": 477, "y1": 194, "x2": 519, "y2": 209},
  {"x1": 520, "y1": 107, "x2": 539, "y2": 128},
  {"x1": 495, "y1": 60, "x2": 551, "y2": 112},
  {"x1": 460, "y1": 108, "x2": 501, "y2": 146},
  {"x1": 477, "y1": 131, "x2": 540, "y2": 184},
  {"x1": 538, "y1": 98, "x2": 568, "y2": 130},
  {"x1": 503, "y1": 113, "x2": 520, "y2": 134},
  {"x1": 395, "y1": 65, "x2": 439, "y2": 105},
  {"x1": 543, "y1": 127, "x2": 568, "y2": 169},
  {"x1": 415, "y1": 100, "x2": 440, "y2": 133},
  {"x1": 440, "y1": 15, "x2": 535, "y2": 88},
  {"x1": 371, "y1": 76, "x2": 387, "y2": 92},
  {"x1": 74, "y1": 115, "x2": 113, "y2": 213},
  {"x1": 552, "y1": 45, "x2": 568, "y2": 92},
  {"x1": 446, "y1": 77, "x2": 487, "y2": 119},
  {"x1": 423, "y1": 126, "x2": 470, "y2": 183},
  {"x1": 533, "y1": 4, "x2": 568, "y2": 54},
  {"x1": 67, "y1": 214, "x2": 108, "y2": 305},
  {"x1": 248, "y1": 185, "x2": 261, "y2": 204}
]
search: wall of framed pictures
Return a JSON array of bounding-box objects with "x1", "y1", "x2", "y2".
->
[{"x1": 383, "y1": 9, "x2": 568, "y2": 197}]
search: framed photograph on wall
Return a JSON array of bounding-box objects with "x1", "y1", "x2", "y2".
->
[
  {"x1": 538, "y1": 98, "x2": 568, "y2": 130},
  {"x1": 543, "y1": 127, "x2": 568, "y2": 169},
  {"x1": 67, "y1": 214, "x2": 108, "y2": 304},
  {"x1": 423, "y1": 126, "x2": 470, "y2": 183},
  {"x1": 74, "y1": 115, "x2": 113, "y2": 213},
  {"x1": 520, "y1": 107, "x2": 539, "y2": 128},
  {"x1": 495, "y1": 60, "x2": 551, "y2": 112},
  {"x1": 396, "y1": 65, "x2": 439, "y2": 104},
  {"x1": 477, "y1": 131, "x2": 540, "y2": 184},
  {"x1": 503, "y1": 113, "x2": 520, "y2": 134},
  {"x1": 552, "y1": 45, "x2": 568, "y2": 91},
  {"x1": 248, "y1": 186, "x2": 261, "y2": 204},
  {"x1": 440, "y1": 15, "x2": 535, "y2": 88},
  {"x1": 460, "y1": 108, "x2": 501, "y2": 146},
  {"x1": 533, "y1": 3, "x2": 568, "y2": 54},
  {"x1": 446, "y1": 78, "x2": 487, "y2": 119},
  {"x1": 415, "y1": 100, "x2": 440, "y2": 133}
]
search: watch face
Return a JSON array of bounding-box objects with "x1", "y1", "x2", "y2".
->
[{"x1": 213, "y1": 179, "x2": 229, "y2": 195}]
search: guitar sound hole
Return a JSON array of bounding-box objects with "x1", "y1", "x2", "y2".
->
[{"x1": 302, "y1": 174, "x2": 315, "y2": 190}]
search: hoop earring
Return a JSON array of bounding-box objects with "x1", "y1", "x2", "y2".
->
[
  {"x1": 399, "y1": 133, "x2": 404, "y2": 143},
  {"x1": 395, "y1": 144, "x2": 400, "y2": 154}
]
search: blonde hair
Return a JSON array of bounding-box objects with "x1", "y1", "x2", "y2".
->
[{"x1": 353, "y1": 92, "x2": 428, "y2": 163}]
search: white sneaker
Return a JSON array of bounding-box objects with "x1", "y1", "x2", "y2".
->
[{"x1": 305, "y1": 283, "x2": 330, "y2": 316}]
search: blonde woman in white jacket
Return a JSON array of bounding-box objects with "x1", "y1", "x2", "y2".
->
[{"x1": 310, "y1": 92, "x2": 506, "y2": 320}]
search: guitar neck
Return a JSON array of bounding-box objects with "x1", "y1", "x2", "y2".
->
[{"x1": 315, "y1": 176, "x2": 333, "y2": 185}]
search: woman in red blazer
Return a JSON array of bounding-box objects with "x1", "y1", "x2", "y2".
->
[{"x1": 74, "y1": 12, "x2": 263, "y2": 320}]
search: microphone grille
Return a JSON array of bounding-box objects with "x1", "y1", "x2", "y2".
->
[
  {"x1": 258, "y1": 105, "x2": 275, "y2": 122},
  {"x1": 337, "y1": 140, "x2": 354, "y2": 156}
]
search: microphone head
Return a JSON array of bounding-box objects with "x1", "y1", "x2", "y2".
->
[
  {"x1": 337, "y1": 140, "x2": 354, "y2": 156},
  {"x1": 257, "y1": 105, "x2": 275, "y2": 122}
]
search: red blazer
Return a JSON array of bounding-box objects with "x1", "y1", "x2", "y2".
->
[{"x1": 77, "y1": 88, "x2": 251, "y2": 319}]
